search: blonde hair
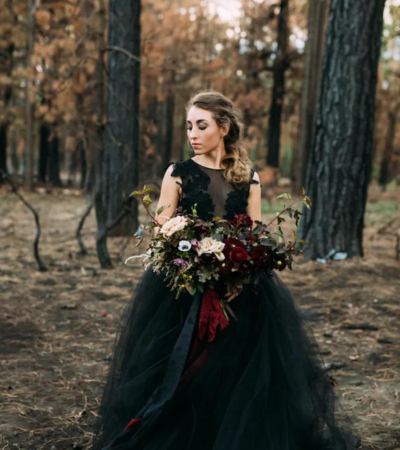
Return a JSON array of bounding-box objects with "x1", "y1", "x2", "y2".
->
[{"x1": 185, "y1": 90, "x2": 253, "y2": 185}]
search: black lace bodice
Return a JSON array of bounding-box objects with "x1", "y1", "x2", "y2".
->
[{"x1": 165, "y1": 158, "x2": 260, "y2": 221}]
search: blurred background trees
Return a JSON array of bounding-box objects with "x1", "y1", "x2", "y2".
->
[{"x1": 0, "y1": 0, "x2": 399, "y2": 263}]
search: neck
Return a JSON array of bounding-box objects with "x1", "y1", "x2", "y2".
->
[{"x1": 193, "y1": 149, "x2": 227, "y2": 169}]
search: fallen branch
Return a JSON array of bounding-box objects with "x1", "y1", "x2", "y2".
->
[
  {"x1": 0, "y1": 169, "x2": 47, "y2": 271},
  {"x1": 340, "y1": 322, "x2": 379, "y2": 331}
]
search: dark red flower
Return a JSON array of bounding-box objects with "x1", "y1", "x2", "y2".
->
[
  {"x1": 219, "y1": 259, "x2": 234, "y2": 276},
  {"x1": 223, "y1": 237, "x2": 245, "y2": 249},
  {"x1": 275, "y1": 255, "x2": 287, "y2": 271},
  {"x1": 251, "y1": 246, "x2": 273, "y2": 267},
  {"x1": 246, "y1": 235, "x2": 257, "y2": 245},
  {"x1": 229, "y1": 247, "x2": 249, "y2": 264},
  {"x1": 239, "y1": 260, "x2": 252, "y2": 273},
  {"x1": 231, "y1": 214, "x2": 253, "y2": 229}
]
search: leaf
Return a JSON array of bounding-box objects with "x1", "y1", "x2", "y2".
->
[
  {"x1": 143, "y1": 195, "x2": 153, "y2": 207},
  {"x1": 156, "y1": 204, "x2": 170, "y2": 215},
  {"x1": 302, "y1": 186, "x2": 306, "y2": 196},
  {"x1": 303, "y1": 196, "x2": 312, "y2": 210},
  {"x1": 277, "y1": 193, "x2": 292, "y2": 200}
]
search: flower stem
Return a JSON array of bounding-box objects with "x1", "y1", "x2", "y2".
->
[{"x1": 264, "y1": 196, "x2": 303, "y2": 228}]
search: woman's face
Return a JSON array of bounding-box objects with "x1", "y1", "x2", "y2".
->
[{"x1": 186, "y1": 106, "x2": 227, "y2": 154}]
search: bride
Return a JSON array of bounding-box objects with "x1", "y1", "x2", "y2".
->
[{"x1": 91, "y1": 90, "x2": 361, "y2": 450}]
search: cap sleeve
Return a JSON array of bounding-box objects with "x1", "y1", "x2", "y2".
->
[
  {"x1": 168, "y1": 160, "x2": 191, "y2": 178},
  {"x1": 164, "y1": 160, "x2": 185, "y2": 188}
]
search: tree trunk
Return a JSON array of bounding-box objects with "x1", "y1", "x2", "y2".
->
[
  {"x1": 80, "y1": 139, "x2": 87, "y2": 190},
  {"x1": 291, "y1": 0, "x2": 329, "y2": 195},
  {"x1": 299, "y1": 0, "x2": 386, "y2": 259},
  {"x1": 10, "y1": 129, "x2": 19, "y2": 174},
  {"x1": 266, "y1": 0, "x2": 289, "y2": 168},
  {"x1": 177, "y1": 114, "x2": 187, "y2": 162},
  {"x1": 38, "y1": 124, "x2": 50, "y2": 183},
  {"x1": 103, "y1": 0, "x2": 141, "y2": 237},
  {"x1": 0, "y1": 43, "x2": 14, "y2": 183},
  {"x1": 158, "y1": 86, "x2": 175, "y2": 177},
  {"x1": 0, "y1": 125, "x2": 7, "y2": 177},
  {"x1": 25, "y1": 0, "x2": 37, "y2": 191},
  {"x1": 48, "y1": 133, "x2": 63, "y2": 187},
  {"x1": 94, "y1": 0, "x2": 111, "y2": 268},
  {"x1": 379, "y1": 105, "x2": 399, "y2": 190}
]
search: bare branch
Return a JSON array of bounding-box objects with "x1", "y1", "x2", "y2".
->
[
  {"x1": 103, "y1": 46, "x2": 141, "y2": 64},
  {"x1": 0, "y1": 170, "x2": 47, "y2": 271}
]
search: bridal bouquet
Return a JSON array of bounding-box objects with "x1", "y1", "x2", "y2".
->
[{"x1": 126, "y1": 186, "x2": 311, "y2": 322}]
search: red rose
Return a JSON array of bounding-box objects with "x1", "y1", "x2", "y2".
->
[
  {"x1": 223, "y1": 237, "x2": 245, "y2": 249},
  {"x1": 231, "y1": 214, "x2": 253, "y2": 229},
  {"x1": 229, "y1": 247, "x2": 249, "y2": 264}
]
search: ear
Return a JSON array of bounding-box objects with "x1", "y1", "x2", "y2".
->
[{"x1": 220, "y1": 124, "x2": 229, "y2": 137}]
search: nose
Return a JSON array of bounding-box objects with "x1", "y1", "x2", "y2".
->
[{"x1": 188, "y1": 128, "x2": 198, "y2": 141}]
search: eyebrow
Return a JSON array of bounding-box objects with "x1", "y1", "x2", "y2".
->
[{"x1": 186, "y1": 119, "x2": 208, "y2": 124}]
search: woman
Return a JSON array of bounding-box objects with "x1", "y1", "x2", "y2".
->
[{"x1": 92, "y1": 91, "x2": 360, "y2": 450}]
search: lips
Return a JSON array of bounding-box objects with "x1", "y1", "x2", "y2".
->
[{"x1": 192, "y1": 143, "x2": 201, "y2": 147}]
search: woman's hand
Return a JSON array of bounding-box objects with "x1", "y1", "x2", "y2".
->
[{"x1": 224, "y1": 285, "x2": 243, "y2": 303}]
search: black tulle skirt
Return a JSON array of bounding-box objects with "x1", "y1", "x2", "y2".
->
[{"x1": 91, "y1": 269, "x2": 361, "y2": 450}]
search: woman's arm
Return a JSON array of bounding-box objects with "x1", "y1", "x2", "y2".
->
[
  {"x1": 153, "y1": 165, "x2": 182, "y2": 237},
  {"x1": 246, "y1": 171, "x2": 262, "y2": 229}
]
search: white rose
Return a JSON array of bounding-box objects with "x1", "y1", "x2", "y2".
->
[
  {"x1": 196, "y1": 237, "x2": 225, "y2": 261},
  {"x1": 159, "y1": 216, "x2": 188, "y2": 238}
]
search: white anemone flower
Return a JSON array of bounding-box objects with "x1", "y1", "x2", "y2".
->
[{"x1": 178, "y1": 240, "x2": 191, "y2": 251}]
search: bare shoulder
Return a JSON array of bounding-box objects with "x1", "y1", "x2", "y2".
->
[
  {"x1": 161, "y1": 163, "x2": 182, "y2": 196},
  {"x1": 246, "y1": 169, "x2": 262, "y2": 222}
]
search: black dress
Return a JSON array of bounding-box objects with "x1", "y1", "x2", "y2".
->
[{"x1": 92, "y1": 159, "x2": 360, "y2": 450}]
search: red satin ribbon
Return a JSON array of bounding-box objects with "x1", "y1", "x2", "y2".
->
[
  {"x1": 182, "y1": 288, "x2": 229, "y2": 383},
  {"x1": 198, "y1": 287, "x2": 229, "y2": 342},
  {"x1": 123, "y1": 417, "x2": 142, "y2": 431}
]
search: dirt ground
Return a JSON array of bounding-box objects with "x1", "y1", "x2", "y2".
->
[{"x1": 0, "y1": 184, "x2": 399, "y2": 450}]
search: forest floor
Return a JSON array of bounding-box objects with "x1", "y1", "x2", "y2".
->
[{"x1": 0, "y1": 183, "x2": 399, "y2": 450}]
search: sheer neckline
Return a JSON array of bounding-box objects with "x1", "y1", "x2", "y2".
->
[{"x1": 190, "y1": 159, "x2": 224, "y2": 171}]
